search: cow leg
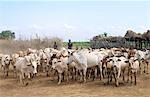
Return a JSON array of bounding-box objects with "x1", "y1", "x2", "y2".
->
[
  {"x1": 46, "y1": 65, "x2": 50, "y2": 77},
  {"x1": 61, "y1": 73, "x2": 64, "y2": 82},
  {"x1": 42, "y1": 64, "x2": 46, "y2": 73},
  {"x1": 72, "y1": 68, "x2": 76, "y2": 80},
  {"x1": 122, "y1": 69, "x2": 125, "y2": 83},
  {"x1": 19, "y1": 73, "x2": 23, "y2": 84},
  {"x1": 99, "y1": 65, "x2": 103, "y2": 80},
  {"x1": 3, "y1": 67, "x2": 6, "y2": 78},
  {"x1": 110, "y1": 69, "x2": 113, "y2": 83},
  {"x1": 127, "y1": 67, "x2": 130, "y2": 83},
  {"x1": 65, "y1": 71, "x2": 69, "y2": 83},
  {"x1": 88, "y1": 69, "x2": 92, "y2": 79},
  {"x1": 102, "y1": 66, "x2": 106, "y2": 79},
  {"x1": 83, "y1": 69, "x2": 87, "y2": 83},
  {"x1": 94, "y1": 67, "x2": 97, "y2": 81},
  {"x1": 107, "y1": 70, "x2": 110, "y2": 85},
  {"x1": 28, "y1": 73, "x2": 31, "y2": 79},
  {"x1": 139, "y1": 61, "x2": 142, "y2": 74},
  {"x1": 58, "y1": 73, "x2": 62, "y2": 85},
  {"x1": 52, "y1": 70, "x2": 55, "y2": 81},
  {"x1": 79, "y1": 70, "x2": 83, "y2": 82},
  {"x1": 6, "y1": 66, "x2": 9, "y2": 77},
  {"x1": 116, "y1": 69, "x2": 121, "y2": 87},
  {"x1": 13, "y1": 66, "x2": 17, "y2": 78},
  {"x1": 20, "y1": 72, "x2": 25, "y2": 85},
  {"x1": 134, "y1": 72, "x2": 137, "y2": 85},
  {"x1": 75, "y1": 69, "x2": 78, "y2": 81},
  {"x1": 143, "y1": 61, "x2": 146, "y2": 73},
  {"x1": 146, "y1": 61, "x2": 149, "y2": 74},
  {"x1": 131, "y1": 73, "x2": 133, "y2": 84},
  {"x1": 69, "y1": 68, "x2": 73, "y2": 80}
]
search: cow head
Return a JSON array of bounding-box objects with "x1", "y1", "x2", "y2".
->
[
  {"x1": 31, "y1": 61, "x2": 37, "y2": 74},
  {"x1": 67, "y1": 51, "x2": 75, "y2": 65},
  {"x1": 4, "y1": 55, "x2": 11, "y2": 66},
  {"x1": 51, "y1": 58, "x2": 61, "y2": 70}
]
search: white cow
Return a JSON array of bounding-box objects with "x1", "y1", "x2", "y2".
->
[
  {"x1": 14, "y1": 56, "x2": 38, "y2": 86},
  {"x1": 0, "y1": 54, "x2": 3, "y2": 65},
  {"x1": 52, "y1": 58, "x2": 69, "y2": 84},
  {"x1": 135, "y1": 50, "x2": 149, "y2": 74},
  {"x1": 1, "y1": 54, "x2": 11, "y2": 77},
  {"x1": 129, "y1": 56, "x2": 140, "y2": 85},
  {"x1": 112, "y1": 56, "x2": 129, "y2": 86},
  {"x1": 102, "y1": 57, "x2": 114, "y2": 85},
  {"x1": 40, "y1": 51, "x2": 52, "y2": 76},
  {"x1": 67, "y1": 51, "x2": 102, "y2": 83}
]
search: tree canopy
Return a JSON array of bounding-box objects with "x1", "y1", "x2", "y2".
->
[{"x1": 0, "y1": 30, "x2": 15, "y2": 40}]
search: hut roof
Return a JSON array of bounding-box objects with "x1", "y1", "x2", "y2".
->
[
  {"x1": 92, "y1": 35, "x2": 102, "y2": 40},
  {"x1": 142, "y1": 30, "x2": 150, "y2": 40},
  {"x1": 124, "y1": 30, "x2": 142, "y2": 39}
]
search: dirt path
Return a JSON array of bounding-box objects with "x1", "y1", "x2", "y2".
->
[{"x1": 0, "y1": 70, "x2": 150, "y2": 97}]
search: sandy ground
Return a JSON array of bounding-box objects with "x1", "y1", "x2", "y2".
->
[{"x1": 0, "y1": 68, "x2": 150, "y2": 97}]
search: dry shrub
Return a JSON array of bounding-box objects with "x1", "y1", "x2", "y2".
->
[{"x1": 0, "y1": 37, "x2": 63, "y2": 54}]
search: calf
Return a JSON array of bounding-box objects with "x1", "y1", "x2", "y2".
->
[
  {"x1": 1, "y1": 55, "x2": 11, "y2": 77},
  {"x1": 14, "y1": 56, "x2": 38, "y2": 86},
  {"x1": 52, "y1": 58, "x2": 69, "y2": 84},
  {"x1": 112, "y1": 56, "x2": 129, "y2": 86},
  {"x1": 129, "y1": 57, "x2": 140, "y2": 85}
]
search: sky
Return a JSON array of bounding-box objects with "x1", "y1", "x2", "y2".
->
[{"x1": 0, "y1": 0, "x2": 149, "y2": 41}]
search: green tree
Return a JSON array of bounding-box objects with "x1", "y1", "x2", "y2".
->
[
  {"x1": 104, "y1": 32, "x2": 107, "y2": 37},
  {"x1": 0, "y1": 30, "x2": 15, "y2": 39}
]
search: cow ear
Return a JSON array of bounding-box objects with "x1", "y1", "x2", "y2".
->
[
  {"x1": 68, "y1": 51, "x2": 70, "y2": 54},
  {"x1": 110, "y1": 59, "x2": 112, "y2": 61},
  {"x1": 108, "y1": 59, "x2": 112, "y2": 62},
  {"x1": 27, "y1": 64, "x2": 31, "y2": 66},
  {"x1": 125, "y1": 61, "x2": 129, "y2": 63},
  {"x1": 118, "y1": 59, "x2": 121, "y2": 61},
  {"x1": 27, "y1": 62, "x2": 32, "y2": 66},
  {"x1": 58, "y1": 60, "x2": 61, "y2": 62}
]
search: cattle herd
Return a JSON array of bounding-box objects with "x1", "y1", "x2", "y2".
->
[{"x1": 0, "y1": 47, "x2": 150, "y2": 87}]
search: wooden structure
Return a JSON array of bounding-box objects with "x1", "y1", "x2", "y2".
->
[
  {"x1": 90, "y1": 36, "x2": 125, "y2": 48},
  {"x1": 124, "y1": 30, "x2": 150, "y2": 49},
  {"x1": 90, "y1": 30, "x2": 150, "y2": 49}
]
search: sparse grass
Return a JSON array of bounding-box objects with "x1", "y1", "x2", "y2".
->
[
  {"x1": 0, "y1": 37, "x2": 63, "y2": 54},
  {"x1": 0, "y1": 38, "x2": 90, "y2": 54},
  {"x1": 63, "y1": 42, "x2": 90, "y2": 49}
]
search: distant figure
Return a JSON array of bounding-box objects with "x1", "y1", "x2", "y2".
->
[
  {"x1": 53, "y1": 42, "x2": 58, "y2": 49},
  {"x1": 68, "y1": 39, "x2": 73, "y2": 49}
]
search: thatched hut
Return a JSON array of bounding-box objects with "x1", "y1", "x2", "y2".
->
[
  {"x1": 142, "y1": 30, "x2": 150, "y2": 48},
  {"x1": 90, "y1": 36, "x2": 125, "y2": 49},
  {"x1": 90, "y1": 30, "x2": 150, "y2": 49},
  {"x1": 124, "y1": 30, "x2": 142, "y2": 49}
]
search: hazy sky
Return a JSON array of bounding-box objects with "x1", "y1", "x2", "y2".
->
[{"x1": 0, "y1": 0, "x2": 149, "y2": 41}]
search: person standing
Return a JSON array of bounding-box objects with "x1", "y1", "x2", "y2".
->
[
  {"x1": 53, "y1": 42, "x2": 58, "y2": 50},
  {"x1": 68, "y1": 39, "x2": 73, "y2": 49}
]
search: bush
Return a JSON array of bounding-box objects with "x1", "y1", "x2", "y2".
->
[{"x1": 0, "y1": 37, "x2": 63, "y2": 54}]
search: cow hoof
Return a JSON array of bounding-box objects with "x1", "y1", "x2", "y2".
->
[
  {"x1": 25, "y1": 83, "x2": 29, "y2": 86},
  {"x1": 83, "y1": 81, "x2": 86, "y2": 83},
  {"x1": 127, "y1": 80, "x2": 129, "y2": 83},
  {"x1": 46, "y1": 74, "x2": 49, "y2": 77},
  {"x1": 123, "y1": 81, "x2": 125, "y2": 84},
  {"x1": 147, "y1": 72, "x2": 149, "y2": 74},
  {"x1": 115, "y1": 84, "x2": 118, "y2": 87},
  {"x1": 107, "y1": 82, "x2": 110, "y2": 85}
]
